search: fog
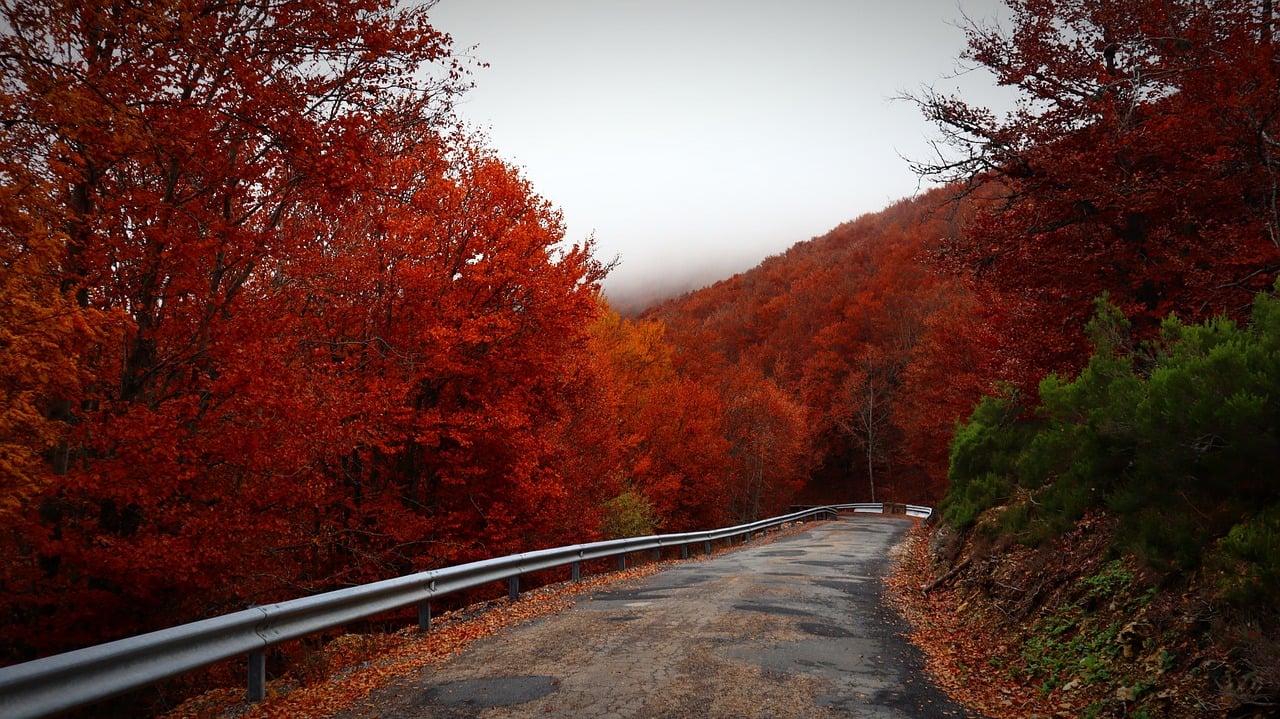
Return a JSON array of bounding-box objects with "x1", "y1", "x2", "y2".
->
[{"x1": 428, "y1": 0, "x2": 1015, "y2": 310}]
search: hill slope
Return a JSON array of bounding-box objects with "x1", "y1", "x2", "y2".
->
[{"x1": 644, "y1": 187, "x2": 997, "y2": 506}]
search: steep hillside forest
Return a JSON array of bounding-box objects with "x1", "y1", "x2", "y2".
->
[
  {"x1": 644, "y1": 189, "x2": 999, "y2": 507},
  {"x1": 2, "y1": 0, "x2": 1280, "y2": 716}
]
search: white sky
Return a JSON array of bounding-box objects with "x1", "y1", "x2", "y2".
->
[{"x1": 427, "y1": 0, "x2": 1013, "y2": 303}]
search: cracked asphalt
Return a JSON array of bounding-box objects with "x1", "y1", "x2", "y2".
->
[{"x1": 331, "y1": 515, "x2": 979, "y2": 719}]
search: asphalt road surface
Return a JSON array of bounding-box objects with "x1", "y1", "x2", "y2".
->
[{"x1": 332, "y1": 515, "x2": 979, "y2": 719}]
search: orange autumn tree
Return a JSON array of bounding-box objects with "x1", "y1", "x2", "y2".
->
[
  {"x1": 0, "y1": 183, "x2": 104, "y2": 520},
  {"x1": 585, "y1": 309, "x2": 734, "y2": 532},
  {"x1": 0, "y1": 0, "x2": 609, "y2": 661}
]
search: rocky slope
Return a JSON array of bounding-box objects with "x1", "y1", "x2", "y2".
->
[{"x1": 887, "y1": 515, "x2": 1279, "y2": 718}]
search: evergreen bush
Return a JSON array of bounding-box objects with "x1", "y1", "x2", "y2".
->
[
  {"x1": 943, "y1": 284, "x2": 1280, "y2": 576},
  {"x1": 1212, "y1": 504, "x2": 1280, "y2": 608}
]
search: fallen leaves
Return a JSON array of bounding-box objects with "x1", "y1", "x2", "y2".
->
[
  {"x1": 884, "y1": 523, "x2": 1053, "y2": 719},
  {"x1": 884, "y1": 520, "x2": 1250, "y2": 719}
]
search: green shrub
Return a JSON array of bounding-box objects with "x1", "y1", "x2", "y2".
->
[
  {"x1": 996, "y1": 500, "x2": 1033, "y2": 537},
  {"x1": 1109, "y1": 491, "x2": 1208, "y2": 571},
  {"x1": 948, "y1": 394, "x2": 1030, "y2": 474},
  {"x1": 1212, "y1": 503, "x2": 1280, "y2": 607},
  {"x1": 942, "y1": 283, "x2": 1280, "y2": 571},
  {"x1": 942, "y1": 471, "x2": 1012, "y2": 530},
  {"x1": 600, "y1": 489, "x2": 662, "y2": 539},
  {"x1": 943, "y1": 391, "x2": 1035, "y2": 530}
]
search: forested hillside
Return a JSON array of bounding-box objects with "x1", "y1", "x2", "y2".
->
[
  {"x1": 656, "y1": 0, "x2": 1280, "y2": 714},
  {"x1": 644, "y1": 189, "x2": 999, "y2": 506}
]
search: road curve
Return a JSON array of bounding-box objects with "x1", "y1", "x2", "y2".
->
[{"x1": 331, "y1": 515, "x2": 978, "y2": 719}]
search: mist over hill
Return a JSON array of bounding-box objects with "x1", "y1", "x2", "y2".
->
[{"x1": 601, "y1": 249, "x2": 786, "y2": 317}]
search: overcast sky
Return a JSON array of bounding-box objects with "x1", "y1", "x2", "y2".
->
[{"x1": 427, "y1": 0, "x2": 1013, "y2": 304}]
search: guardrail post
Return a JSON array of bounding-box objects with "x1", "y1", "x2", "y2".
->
[
  {"x1": 248, "y1": 650, "x2": 266, "y2": 702},
  {"x1": 618, "y1": 554, "x2": 627, "y2": 570},
  {"x1": 509, "y1": 576, "x2": 519, "y2": 601},
  {"x1": 571, "y1": 561, "x2": 580, "y2": 582},
  {"x1": 418, "y1": 600, "x2": 431, "y2": 631},
  {"x1": 704, "y1": 540, "x2": 712, "y2": 555},
  {"x1": 681, "y1": 544, "x2": 689, "y2": 560}
]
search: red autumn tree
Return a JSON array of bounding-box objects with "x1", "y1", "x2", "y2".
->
[
  {"x1": 892, "y1": 293, "x2": 1002, "y2": 502},
  {"x1": 913, "y1": 0, "x2": 1280, "y2": 384},
  {"x1": 0, "y1": 0, "x2": 612, "y2": 662},
  {"x1": 277, "y1": 140, "x2": 609, "y2": 579},
  {"x1": 721, "y1": 366, "x2": 813, "y2": 521}
]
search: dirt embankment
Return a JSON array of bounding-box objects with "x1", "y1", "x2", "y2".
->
[{"x1": 886, "y1": 515, "x2": 1279, "y2": 719}]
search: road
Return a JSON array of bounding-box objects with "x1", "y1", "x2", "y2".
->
[{"x1": 331, "y1": 515, "x2": 979, "y2": 719}]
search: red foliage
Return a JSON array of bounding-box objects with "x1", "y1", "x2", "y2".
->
[
  {"x1": 0, "y1": 0, "x2": 610, "y2": 662},
  {"x1": 916, "y1": 0, "x2": 1280, "y2": 386},
  {"x1": 648, "y1": 189, "x2": 996, "y2": 506},
  {"x1": 16, "y1": 0, "x2": 1276, "y2": 688}
]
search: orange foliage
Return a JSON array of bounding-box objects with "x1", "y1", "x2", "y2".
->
[{"x1": 583, "y1": 310, "x2": 734, "y2": 531}]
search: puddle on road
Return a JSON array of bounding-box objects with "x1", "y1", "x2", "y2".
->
[
  {"x1": 793, "y1": 560, "x2": 848, "y2": 569},
  {"x1": 422, "y1": 675, "x2": 558, "y2": 708}
]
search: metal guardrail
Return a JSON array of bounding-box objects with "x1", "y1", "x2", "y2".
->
[
  {"x1": 0, "y1": 505, "x2": 864, "y2": 719},
  {"x1": 904, "y1": 504, "x2": 934, "y2": 520},
  {"x1": 817, "y1": 502, "x2": 934, "y2": 521}
]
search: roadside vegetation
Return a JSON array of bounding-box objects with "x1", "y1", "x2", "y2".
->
[
  {"x1": 945, "y1": 289, "x2": 1280, "y2": 587},
  {"x1": 889, "y1": 1, "x2": 1280, "y2": 715},
  {"x1": 892, "y1": 292, "x2": 1280, "y2": 717}
]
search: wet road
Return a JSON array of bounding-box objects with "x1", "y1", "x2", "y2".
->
[{"x1": 332, "y1": 515, "x2": 978, "y2": 719}]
